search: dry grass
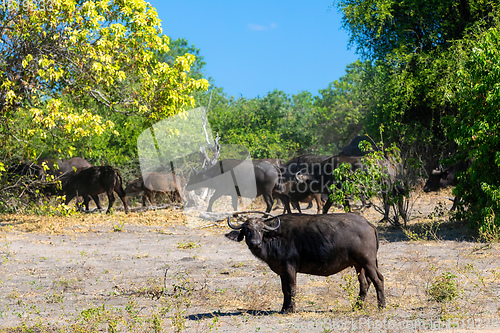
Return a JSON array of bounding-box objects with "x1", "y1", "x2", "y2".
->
[{"x1": 1, "y1": 191, "x2": 500, "y2": 332}]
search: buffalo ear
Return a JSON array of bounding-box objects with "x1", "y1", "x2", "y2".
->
[
  {"x1": 225, "y1": 231, "x2": 243, "y2": 242},
  {"x1": 237, "y1": 230, "x2": 245, "y2": 242}
]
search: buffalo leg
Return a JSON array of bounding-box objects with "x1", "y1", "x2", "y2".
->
[
  {"x1": 290, "y1": 200, "x2": 302, "y2": 213},
  {"x1": 141, "y1": 194, "x2": 148, "y2": 207},
  {"x1": 364, "y1": 264, "x2": 385, "y2": 309},
  {"x1": 118, "y1": 193, "x2": 129, "y2": 213},
  {"x1": 263, "y1": 194, "x2": 274, "y2": 213},
  {"x1": 113, "y1": 184, "x2": 129, "y2": 213},
  {"x1": 64, "y1": 193, "x2": 76, "y2": 207},
  {"x1": 354, "y1": 265, "x2": 370, "y2": 308},
  {"x1": 144, "y1": 189, "x2": 154, "y2": 206},
  {"x1": 322, "y1": 198, "x2": 333, "y2": 214},
  {"x1": 230, "y1": 193, "x2": 239, "y2": 211},
  {"x1": 105, "y1": 191, "x2": 115, "y2": 214},
  {"x1": 279, "y1": 268, "x2": 297, "y2": 313},
  {"x1": 206, "y1": 191, "x2": 224, "y2": 212},
  {"x1": 82, "y1": 195, "x2": 92, "y2": 211},
  {"x1": 280, "y1": 195, "x2": 293, "y2": 214},
  {"x1": 91, "y1": 195, "x2": 102, "y2": 210},
  {"x1": 314, "y1": 194, "x2": 323, "y2": 214}
]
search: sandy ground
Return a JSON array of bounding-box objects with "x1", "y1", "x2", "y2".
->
[{"x1": 1, "y1": 189, "x2": 500, "y2": 332}]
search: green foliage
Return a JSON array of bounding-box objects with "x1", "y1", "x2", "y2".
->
[
  {"x1": 428, "y1": 272, "x2": 461, "y2": 303},
  {"x1": 312, "y1": 60, "x2": 371, "y2": 152},
  {"x1": 336, "y1": 0, "x2": 496, "y2": 60},
  {"x1": 328, "y1": 141, "x2": 409, "y2": 224},
  {"x1": 207, "y1": 90, "x2": 304, "y2": 159},
  {"x1": 0, "y1": 0, "x2": 208, "y2": 161},
  {"x1": 156, "y1": 37, "x2": 207, "y2": 80},
  {"x1": 336, "y1": 0, "x2": 499, "y2": 163},
  {"x1": 444, "y1": 18, "x2": 500, "y2": 237},
  {"x1": 205, "y1": 70, "x2": 371, "y2": 159},
  {"x1": 335, "y1": 0, "x2": 500, "y2": 234}
]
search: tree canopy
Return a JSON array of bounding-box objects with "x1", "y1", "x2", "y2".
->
[
  {"x1": 0, "y1": 0, "x2": 208, "y2": 161},
  {"x1": 335, "y1": 0, "x2": 500, "y2": 235}
]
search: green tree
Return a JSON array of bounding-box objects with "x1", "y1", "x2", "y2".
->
[
  {"x1": 208, "y1": 90, "x2": 296, "y2": 158},
  {"x1": 335, "y1": 0, "x2": 498, "y2": 162},
  {"x1": 337, "y1": 0, "x2": 495, "y2": 60},
  {"x1": 445, "y1": 19, "x2": 500, "y2": 238},
  {"x1": 313, "y1": 60, "x2": 372, "y2": 152},
  {"x1": 0, "y1": 0, "x2": 208, "y2": 162},
  {"x1": 156, "y1": 37, "x2": 207, "y2": 80}
]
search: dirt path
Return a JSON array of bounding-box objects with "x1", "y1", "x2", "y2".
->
[{"x1": 1, "y1": 191, "x2": 500, "y2": 332}]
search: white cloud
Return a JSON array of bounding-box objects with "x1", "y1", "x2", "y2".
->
[{"x1": 248, "y1": 23, "x2": 278, "y2": 31}]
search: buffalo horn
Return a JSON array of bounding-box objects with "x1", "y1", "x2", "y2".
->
[
  {"x1": 227, "y1": 215, "x2": 243, "y2": 230},
  {"x1": 295, "y1": 170, "x2": 302, "y2": 182},
  {"x1": 231, "y1": 210, "x2": 277, "y2": 218},
  {"x1": 431, "y1": 169, "x2": 442, "y2": 175},
  {"x1": 227, "y1": 210, "x2": 279, "y2": 230},
  {"x1": 263, "y1": 216, "x2": 280, "y2": 231}
]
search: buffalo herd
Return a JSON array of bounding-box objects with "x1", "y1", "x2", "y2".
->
[
  {"x1": 4, "y1": 137, "x2": 468, "y2": 217},
  {"x1": 3, "y1": 137, "x2": 469, "y2": 313}
]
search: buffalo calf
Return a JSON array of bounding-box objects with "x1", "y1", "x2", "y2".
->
[
  {"x1": 125, "y1": 172, "x2": 186, "y2": 206},
  {"x1": 227, "y1": 212, "x2": 385, "y2": 313},
  {"x1": 64, "y1": 166, "x2": 129, "y2": 214}
]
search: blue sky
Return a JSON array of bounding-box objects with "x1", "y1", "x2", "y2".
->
[{"x1": 147, "y1": 1, "x2": 358, "y2": 98}]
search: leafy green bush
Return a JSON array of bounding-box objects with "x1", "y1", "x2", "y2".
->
[
  {"x1": 427, "y1": 272, "x2": 461, "y2": 303},
  {"x1": 445, "y1": 19, "x2": 500, "y2": 239},
  {"x1": 329, "y1": 140, "x2": 412, "y2": 225}
]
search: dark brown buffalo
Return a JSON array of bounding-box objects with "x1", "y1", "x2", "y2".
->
[
  {"x1": 8, "y1": 162, "x2": 44, "y2": 180},
  {"x1": 64, "y1": 166, "x2": 129, "y2": 214},
  {"x1": 39, "y1": 157, "x2": 92, "y2": 177},
  {"x1": 227, "y1": 212, "x2": 385, "y2": 313},
  {"x1": 288, "y1": 155, "x2": 405, "y2": 223},
  {"x1": 279, "y1": 155, "x2": 364, "y2": 214},
  {"x1": 423, "y1": 160, "x2": 471, "y2": 210},
  {"x1": 337, "y1": 135, "x2": 378, "y2": 156},
  {"x1": 39, "y1": 157, "x2": 101, "y2": 207},
  {"x1": 423, "y1": 160, "x2": 470, "y2": 192},
  {"x1": 280, "y1": 180, "x2": 325, "y2": 214},
  {"x1": 125, "y1": 172, "x2": 186, "y2": 206},
  {"x1": 278, "y1": 155, "x2": 330, "y2": 214},
  {"x1": 186, "y1": 159, "x2": 281, "y2": 213}
]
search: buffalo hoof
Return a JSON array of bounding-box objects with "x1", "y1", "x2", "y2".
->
[
  {"x1": 353, "y1": 300, "x2": 364, "y2": 310},
  {"x1": 280, "y1": 307, "x2": 294, "y2": 314}
]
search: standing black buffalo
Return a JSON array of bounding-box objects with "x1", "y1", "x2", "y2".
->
[
  {"x1": 423, "y1": 160, "x2": 470, "y2": 192},
  {"x1": 63, "y1": 166, "x2": 129, "y2": 214},
  {"x1": 287, "y1": 154, "x2": 405, "y2": 223},
  {"x1": 226, "y1": 211, "x2": 385, "y2": 313},
  {"x1": 280, "y1": 155, "x2": 365, "y2": 214},
  {"x1": 186, "y1": 159, "x2": 281, "y2": 213},
  {"x1": 39, "y1": 157, "x2": 102, "y2": 208},
  {"x1": 278, "y1": 155, "x2": 330, "y2": 214},
  {"x1": 423, "y1": 160, "x2": 471, "y2": 211}
]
